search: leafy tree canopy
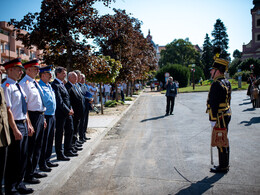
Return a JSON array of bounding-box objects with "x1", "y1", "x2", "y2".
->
[
  {"x1": 10, "y1": 0, "x2": 115, "y2": 71},
  {"x1": 159, "y1": 38, "x2": 199, "y2": 68}
]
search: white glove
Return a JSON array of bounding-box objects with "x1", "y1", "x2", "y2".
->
[{"x1": 210, "y1": 121, "x2": 216, "y2": 127}]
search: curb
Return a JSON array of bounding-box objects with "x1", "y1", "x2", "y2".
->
[{"x1": 33, "y1": 94, "x2": 141, "y2": 195}]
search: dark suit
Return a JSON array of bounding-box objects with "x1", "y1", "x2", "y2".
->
[
  {"x1": 65, "y1": 82, "x2": 84, "y2": 144},
  {"x1": 51, "y1": 79, "x2": 74, "y2": 156},
  {"x1": 78, "y1": 83, "x2": 92, "y2": 140}
]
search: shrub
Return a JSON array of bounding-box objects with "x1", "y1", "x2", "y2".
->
[{"x1": 155, "y1": 63, "x2": 190, "y2": 87}]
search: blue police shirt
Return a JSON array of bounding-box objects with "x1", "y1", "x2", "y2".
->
[{"x1": 38, "y1": 80, "x2": 56, "y2": 116}]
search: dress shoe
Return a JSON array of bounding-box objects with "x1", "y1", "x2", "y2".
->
[
  {"x1": 75, "y1": 142, "x2": 83, "y2": 147},
  {"x1": 5, "y1": 190, "x2": 21, "y2": 195},
  {"x1": 170, "y1": 113, "x2": 174, "y2": 115},
  {"x1": 77, "y1": 140, "x2": 84, "y2": 145},
  {"x1": 73, "y1": 146, "x2": 83, "y2": 151},
  {"x1": 24, "y1": 177, "x2": 40, "y2": 184},
  {"x1": 85, "y1": 137, "x2": 91, "y2": 140},
  {"x1": 39, "y1": 166, "x2": 52, "y2": 172},
  {"x1": 46, "y1": 162, "x2": 59, "y2": 167},
  {"x1": 57, "y1": 155, "x2": 70, "y2": 161},
  {"x1": 165, "y1": 113, "x2": 169, "y2": 116},
  {"x1": 17, "y1": 186, "x2": 34, "y2": 194},
  {"x1": 71, "y1": 147, "x2": 78, "y2": 153},
  {"x1": 79, "y1": 138, "x2": 86, "y2": 142},
  {"x1": 210, "y1": 166, "x2": 229, "y2": 173},
  {"x1": 33, "y1": 172, "x2": 47, "y2": 178},
  {"x1": 64, "y1": 151, "x2": 78, "y2": 157}
]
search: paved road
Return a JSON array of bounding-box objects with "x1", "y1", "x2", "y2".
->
[{"x1": 56, "y1": 90, "x2": 260, "y2": 195}]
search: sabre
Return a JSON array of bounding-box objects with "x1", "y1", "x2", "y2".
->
[{"x1": 211, "y1": 127, "x2": 214, "y2": 165}]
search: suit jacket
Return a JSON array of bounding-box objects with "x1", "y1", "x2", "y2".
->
[
  {"x1": 0, "y1": 87, "x2": 11, "y2": 147},
  {"x1": 51, "y1": 79, "x2": 71, "y2": 117},
  {"x1": 65, "y1": 82, "x2": 84, "y2": 118},
  {"x1": 78, "y1": 83, "x2": 92, "y2": 104}
]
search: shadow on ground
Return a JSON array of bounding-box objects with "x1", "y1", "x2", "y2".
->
[
  {"x1": 240, "y1": 117, "x2": 260, "y2": 126},
  {"x1": 171, "y1": 173, "x2": 225, "y2": 195},
  {"x1": 140, "y1": 115, "x2": 167, "y2": 122}
]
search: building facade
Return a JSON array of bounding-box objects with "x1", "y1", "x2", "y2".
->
[
  {"x1": 0, "y1": 21, "x2": 42, "y2": 64},
  {"x1": 242, "y1": 0, "x2": 260, "y2": 60}
]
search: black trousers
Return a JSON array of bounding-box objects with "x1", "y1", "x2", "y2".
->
[
  {"x1": 39, "y1": 115, "x2": 55, "y2": 168},
  {"x1": 55, "y1": 114, "x2": 74, "y2": 156},
  {"x1": 217, "y1": 114, "x2": 231, "y2": 168},
  {"x1": 166, "y1": 96, "x2": 175, "y2": 114},
  {"x1": 79, "y1": 103, "x2": 90, "y2": 139},
  {"x1": 0, "y1": 146, "x2": 7, "y2": 193},
  {"x1": 5, "y1": 122, "x2": 28, "y2": 194},
  {"x1": 25, "y1": 111, "x2": 45, "y2": 179},
  {"x1": 72, "y1": 115, "x2": 81, "y2": 146}
]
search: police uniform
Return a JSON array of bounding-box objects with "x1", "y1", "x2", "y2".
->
[
  {"x1": 2, "y1": 58, "x2": 33, "y2": 194},
  {"x1": 38, "y1": 66, "x2": 58, "y2": 171},
  {"x1": 206, "y1": 51, "x2": 231, "y2": 173},
  {"x1": 19, "y1": 60, "x2": 46, "y2": 183},
  {"x1": 0, "y1": 85, "x2": 10, "y2": 195}
]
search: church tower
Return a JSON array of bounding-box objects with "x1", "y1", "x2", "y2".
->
[{"x1": 242, "y1": 0, "x2": 260, "y2": 60}]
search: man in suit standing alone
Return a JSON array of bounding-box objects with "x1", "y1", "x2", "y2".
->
[
  {"x1": 51, "y1": 67, "x2": 74, "y2": 161},
  {"x1": 165, "y1": 76, "x2": 177, "y2": 116}
]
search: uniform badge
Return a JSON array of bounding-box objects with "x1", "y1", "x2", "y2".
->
[
  {"x1": 5, "y1": 83, "x2": 10, "y2": 87},
  {"x1": 26, "y1": 80, "x2": 29, "y2": 84}
]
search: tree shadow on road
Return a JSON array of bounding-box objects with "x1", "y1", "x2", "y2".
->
[
  {"x1": 140, "y1": 115, "x2": 167, "y2": 122},
  {"x1": 242, "y1": 107, "x2": 256, "y2": 112},
  {"x1": 240, "y1": 117, "x2": 260, "y2": 126},
  {"x1": 239, "y1": 101, "x2": 252, "y2": 106},
  {"x1": 172, "y1": 173, "x2": 225, "y2": 195}
]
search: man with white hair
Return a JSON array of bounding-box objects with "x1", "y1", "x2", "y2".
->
[{"x1": 165, "y1": 76, "x2": 177, "y2": 116}]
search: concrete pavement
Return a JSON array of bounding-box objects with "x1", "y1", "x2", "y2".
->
[{"x1": 27, "y1": 96, "x2": 139, "y2": 195}]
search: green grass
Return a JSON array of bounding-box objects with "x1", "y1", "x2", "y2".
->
[
  {"x1": 104, "y1": 100, "x2": 125, "y2": 107},
  {"x1": 162, "y1": 79, "x2": 249, "y2": 93}
]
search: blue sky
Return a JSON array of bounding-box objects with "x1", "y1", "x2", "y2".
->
[{"x1": 0, "y1": 0, "x2": 253, "y2": 58}]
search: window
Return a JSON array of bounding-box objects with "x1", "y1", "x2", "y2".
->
[
  {"x1": 258, "y1": 34, "x2": 260, "y2": 41},
  {"x1": 257, "y1": 19, "x2": 260, "y2": 26},
  {"x1": 1, "y1": 43, "x2": 4, "y2": 52},
  {"x1": 5, "y1": 44, "x2": 9, "y2": 51}
]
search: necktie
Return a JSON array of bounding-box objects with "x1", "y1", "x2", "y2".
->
[
  {"x1": 73, "y1": 84, "x2": 80, "y2": 95},
  {"x1": 16, "y1": 83, "x2": 27, "y2": 114}
]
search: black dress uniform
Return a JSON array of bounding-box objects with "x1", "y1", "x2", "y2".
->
[{"x1": 206, "y1": 51, "x2": 231, "y2": 173}]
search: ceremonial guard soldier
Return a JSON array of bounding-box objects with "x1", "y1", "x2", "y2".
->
[
  {"x1": 38, "y1": 66, "x2": 58, "y2": 171},
  {"x1": 206, "y1": 48, "x2": 231, "y2": 173},
  {"x1": 0, "y1": 65, "x2": 11, "y2": 195},
  {"x1": 2, "y1": 58, "x2": 34, "y2": 194},
  {"x1": 20, "y1": 60, "x2": 47, "y2": 184}
]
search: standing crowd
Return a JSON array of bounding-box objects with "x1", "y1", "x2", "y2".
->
[{"x1": 0, "y1": 58, "x2": 94, "y2": 195}]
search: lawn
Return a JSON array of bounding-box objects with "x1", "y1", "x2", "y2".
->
[{"x1": 161, "y1": 79, "x2": 249, "y2": 93}]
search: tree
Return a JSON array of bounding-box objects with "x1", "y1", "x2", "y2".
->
[
  {"x1": 83, "y1": 55, "x2": 122, "y2": 114},
  {"x1": 211, "y1": 19, "x2": 229, "y2": 59},
  {"x1": 233, "y1": 49, "x2": 242, "y2": 59},
  {"x1": 229, "y1": 58, "x2": 242, "y2": 77},
  {"x1": 158, "y1": 38, "x2": 199, "y2": 68},
  {"x1": 10, "y1": 0, "x2": 115, "y2": 71},
  {"x1": 201, "y1": 33, "x2": 214, "y2": 79},
  {"x1": 94, "y1": 9, "x2": 157, "y2": 94},
  {"x1": 239, "y1": 58, "x2": 260, "y2": 77}
]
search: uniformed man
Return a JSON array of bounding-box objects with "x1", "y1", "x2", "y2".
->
[
  {"x1": 2, "y1": 58, "x2": 34, "y2": 194},
  {"x1": 38, "y1": 65, "x2": 58, "y2": 172},
  {"x1": 0, "y1": 65, "x2": 11, "y2": 195},
  {"x1": 206, "y1": 49, "x2": 231, "y2": 173},
  {"x1": 19, "y1": 60, "x2": 47, "y2": 184}
]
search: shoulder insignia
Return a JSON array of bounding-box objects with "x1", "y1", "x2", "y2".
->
[
  {"x1": 26, "y1": 80, "x2": 29, "y2": 84},
  {"x1": 5, "y1": 83, "x2": 10, "y2": 87}
]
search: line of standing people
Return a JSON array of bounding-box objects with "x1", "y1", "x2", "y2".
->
[{"x1": 0, "y1": 58, "x2": 93, "y2": 195}]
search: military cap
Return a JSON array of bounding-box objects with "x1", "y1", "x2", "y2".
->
[
  {"x1": 39, "y1": 65, "x2": 53, "y2": 73},
  {"x1": 23, "y1": 59, "x2": 40, "y2": 69},
  {"x1": 2, "y1": 58, "x2": 24, "y2": 70},
  {"x1": 210, "y1": 47, "x2": 229, "y2": 72}
]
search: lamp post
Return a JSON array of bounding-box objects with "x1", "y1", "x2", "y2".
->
[{"x1": 191, "y1": 64, "x2": 195, "y2": 90}]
